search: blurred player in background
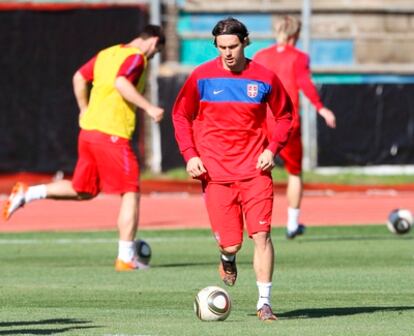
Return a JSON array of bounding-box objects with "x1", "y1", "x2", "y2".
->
[
  {"x1": 173, "y1": 17, "x2": 293, "y2": 321},
  {"x1": 253, "y1": 15, "x2": 336, "y2": 239},
  {"x1": 3, "y1": 24, "x2": 165, "y2": 271}
]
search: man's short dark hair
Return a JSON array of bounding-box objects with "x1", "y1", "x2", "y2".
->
[
  {"x1": 139, "y1": 24, "x2": 166, "y2": 47},
  {"x1": 212, "y1": 17, "x2": 250, "y2": 46}
]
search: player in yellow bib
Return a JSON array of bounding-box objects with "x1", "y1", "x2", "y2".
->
[
  {"x1": 80, "y1": 44, "x2": 149, "y2": 139},
  {"x1": 3, "y1": 25, "x2": 165, "y2": 271}
]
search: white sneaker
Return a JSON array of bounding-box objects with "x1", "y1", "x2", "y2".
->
[{"x1": 3, "y1": 182, "x2": 28, "y2": 220}]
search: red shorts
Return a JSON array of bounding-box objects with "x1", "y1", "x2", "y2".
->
[
  {"x1": 266, "y1": 110, "x2": 302, "y2": 175},
  {"x1": 72, "y1": 130, "x2": 140, "y2": 196},
  {"x1": 279, "y1": 126, "x2": 302, "y2": 175},
  {"x1": 204, "y1": 174, "x2": 274, "y2": 248}
]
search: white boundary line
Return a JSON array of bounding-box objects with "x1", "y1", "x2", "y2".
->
[{"x1": 0, "y1": 236, "x2": 213, "y2": 245}]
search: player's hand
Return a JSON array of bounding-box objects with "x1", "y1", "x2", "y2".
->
[
  {"x1": 256, "y1": 149, "x2": 275, "y2": 172},
  {"x1": 319, "y1": 107, "x2": 336, "y2": 128},
  {"x1": 146, "y1": 105, "x2": 164, "y2": 123},
  {"x1": 186, "y1": 157, "x2": 207, "y2": 178}
]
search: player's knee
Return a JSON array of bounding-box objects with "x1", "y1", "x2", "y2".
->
[
  {"x1": 252, "y1": 231, "x2": 271, "y2": 244},
  {"x1": 222, "y1": 244, "x2": 241, "y2": 255}
]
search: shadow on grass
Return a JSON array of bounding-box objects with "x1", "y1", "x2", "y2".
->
[
  {"x1": 0, "y1": 318, "x2": 100, "y2": 335},
  {"x1": 278, "y1": 306, "x2": 414, "y2": 319},
  {"x1": 155, "y1": 260, "x2": 252, "y2": 268},
  {"x1": 156, "y1": 262, "x2": 216, "y2": 268},
  {"x1": 297, "y1": 235, "x2": 414, "y2": 243}
]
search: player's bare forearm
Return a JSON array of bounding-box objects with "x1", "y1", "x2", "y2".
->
[
  {"x1": 115, "y1": 76, "x2": 164, "y2": 122},
  {"x1": 72, "y1": 71, "x2": 89, "y2": 114}
]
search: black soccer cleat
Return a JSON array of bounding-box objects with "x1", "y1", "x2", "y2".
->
[{"x1": 219, "y1": 256, "x2": 237, "y2": 286}]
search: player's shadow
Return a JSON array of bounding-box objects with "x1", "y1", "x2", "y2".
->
[
  {"x1": 297, "y1": 235, "x2": 414, "y2": 243},
  {"x1": 156, "y1": 260, "x2": 252, "y2": 268},
  {"x1": 0, "y1": 318, "x2": 99, "y2": 335},
  {"x1": 277, "y1": 305, "x2": 414, "y2": 319}
]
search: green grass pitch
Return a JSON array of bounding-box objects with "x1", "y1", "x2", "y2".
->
[{"x1": 0, "y1": 225, "x2": 413, "y2": 336}]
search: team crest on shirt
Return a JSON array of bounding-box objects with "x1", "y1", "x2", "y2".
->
[{"x1": 247, "y1": 83, "x2": 258, "y2": 98}]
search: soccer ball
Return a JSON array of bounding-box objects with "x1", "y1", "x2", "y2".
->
[
  {"x1": 194, "y1": 286, "x2": 231, "y2": 321},
  {"x1": 387, "y1": 209, "x2": 413, "y2": 235},
  {"x1": 136, "y1": 239, "x2": 151, "y2": 265}
]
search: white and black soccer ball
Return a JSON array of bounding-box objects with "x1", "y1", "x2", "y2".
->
[
  {"x1": 387, "y1": 209, "x2": 413, "y2": 235},
  {"x1": 194, "y1": 286, "x2": 231, "y2": 321},
  {"x1": 136, "y1": 239, "x2": 152, "y2": 265}
]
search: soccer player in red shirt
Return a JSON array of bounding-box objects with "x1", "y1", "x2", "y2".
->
[
  {"x1": 3, "y1": 25, "x2": 165, "y2": 271},
  {"x1": 173, "y1": 18, "x2": 294, "y2": 321},
  {"x1": 253, "y1": 16, "x2": 336, "y2": 239}
]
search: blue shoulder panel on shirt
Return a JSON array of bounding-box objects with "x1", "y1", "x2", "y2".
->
[{"x1": 197, "y1": 78, "x2": 271, "y2": 104}]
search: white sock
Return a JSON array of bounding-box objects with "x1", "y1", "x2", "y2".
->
[
  {"x1": 24, "y1": 185, "x2": 47, "y2": 203},
  {"x1": 221, "y1": 254, "x2": 235, "y2": 262},
  {"x1": 256, "y1": 281, "x2": 272, "y2": 310},
  {"x1": 118, "y1": 240, "x2": 136, "y2": 262},
  {"x1": 287, "y1": 207, "x2": 300, "y2": 232}
]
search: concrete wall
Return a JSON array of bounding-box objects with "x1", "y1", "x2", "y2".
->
[
  {"x1": 176, "y1": 0, "x2": 414, "y2": 71},
  {"x1": 310, "y1": 13, "x2": 414, "y2": 64}
]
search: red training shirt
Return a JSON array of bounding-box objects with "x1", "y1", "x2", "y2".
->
[
  {"x1": 253, "y1": 44, "x2": 324, "y2": 128},
  {"x1": 172, "y1": 57, "x2": 293, "y2": 183}
]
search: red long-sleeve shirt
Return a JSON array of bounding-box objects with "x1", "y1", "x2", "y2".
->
[
  {"x1": 253, "y1": 44, "x2": 324, "y2": 128},
  {"x1": 172, "y1": 57, "x2": 293, "y2": 183}
]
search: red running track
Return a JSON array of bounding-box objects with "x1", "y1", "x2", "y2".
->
[{"x1": 1, "y1": 190, "x2": 413, "y2": 232}]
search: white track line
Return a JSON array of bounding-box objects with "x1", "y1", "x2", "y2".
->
[{"x1": 0, "y1": 236, "x2": 213, "y2": 245}]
